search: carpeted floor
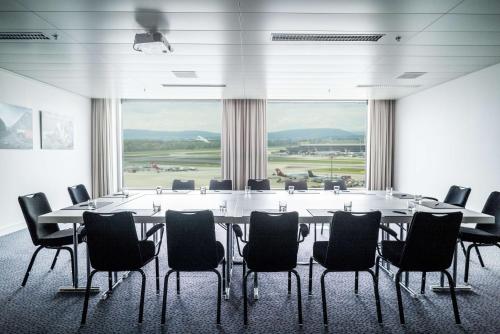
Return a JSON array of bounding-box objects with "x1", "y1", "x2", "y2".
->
[{"x1": 1, "y1": 226, "x2": 499, "y2": 333}]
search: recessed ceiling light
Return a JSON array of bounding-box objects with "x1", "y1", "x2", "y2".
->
[
  {"x1": 397, "y1": 72, "x2": 426, "y2": 79},
  {"x1": 172, "y1": 71, "x2": 197, "y2": 78},
  {"x1": 161, "y1": 84, "x2": 226, "y2": 88}
]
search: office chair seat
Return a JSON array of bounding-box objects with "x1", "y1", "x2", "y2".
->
[
  {"x1": 459, "y1": 227, "x2": 500, "y2": 244},
  {"x1": 38, "y1": 227, "x2": 85, "y2": 247},
  {"x1": 381, "y1": 240, "x2": 405, "y2": 265}
]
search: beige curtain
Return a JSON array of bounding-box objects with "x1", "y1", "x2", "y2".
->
[
  {"x1": 222, "y1": 99, "x2": 267, "y2": 190},
  {"x1": 367, "y1": 100, "x2": 395, "y2": 190},
  {"x1": 91, "y1": 98, "x2": 122, "y2": 197}
]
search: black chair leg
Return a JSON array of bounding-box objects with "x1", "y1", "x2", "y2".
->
[
  {"x1": 288, "y1": 271, "x2": 292, "y2": 295},
  {"x1": 176, "y1": 271, "x2": 180, "y2": 295},
  {"x1": 243, "y1": 270, "x2": 253, "y2": 326},
  {"x1": 253, "y1": 272, "x2": 258, "y2": 299},
  {"x1": 161, "y1": 269, "x2": 174, "y2": 324},
  {"x1": 473, "y1": 243, "x2": 485, "y2": 267},
  {"x1": 320, "y1": 222, "x2": 324, "y2": 235},
  {"x1": 81, "y1": 270, "x2": 97, "y2": 325},
  {"x1": 442, "y1": 270, "x2": 461, "y2": 324},
  {"x1": 354, "y1": 271, "x2": 359, "y2": 295},
  {"x1": 50, "y1": 249, "x2": 61, "y2": 271},
  {"x1": 242, "y1": 260, "x2": 246, "y2": 278},
  {"x1": 421, "y1": 272, "x2": 426, "y2": 294},
  {"x1": 367, "y1": 269, "x2": 383, "y2": 323},
  {"x1": 395, "y1": 270, "x2": 405, "y2": 324},
  {"x1": 291, "y1": 269, "x2": 303, "y2": 325},
  {"x1": 459, "y1": 240, "x2": 467, "y2": 257},
  {"x1": 464, "y1": 244, "x2": 474, "y2": 283},
  {"x1": 108, "y1": 271, "x2": 113, "y2": 293},
  {"x1": 137, "y1": 269, "x2": 146, "y2": 323},
  {"x1": 155, "y1": 256, "x2": 160, "y2": 294},
  {"x1": 22, "y1": 246, "x2": 43, "y2": 287},
  {"x1": 308, "y1": 257, "x2": 313, "y2": 296},
  {"x1": 375, "y1": 256, "x2": 380, "y2": 278},
  {"x1": 320, "y1": 270, "x2": 329, "y2": 326},
  {"x1": 213, "y1": 269, "x2": 222, "y2": 324},
  {"x1": 222, "y1": 260, "x2": 226, "y2": 299}
]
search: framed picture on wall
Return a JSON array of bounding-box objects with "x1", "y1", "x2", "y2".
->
[
  {"x1": 0, "y1": 101, "x2": 33, "y2": 149},
  {"x1": 40, "y1": 111, "x2": 74, "y2": 150}
]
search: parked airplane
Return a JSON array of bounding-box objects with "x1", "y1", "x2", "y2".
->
[
  {"x1": 274, "y1": 168, "x2": 308, "y2": 182},
  {"x1": 307, "y1": 170, "x2": 331, "y2": 183}
]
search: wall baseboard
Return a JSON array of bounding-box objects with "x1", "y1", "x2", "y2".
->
[{"x1": 0, "y1": 223, "x2": 25, "y2": 237}]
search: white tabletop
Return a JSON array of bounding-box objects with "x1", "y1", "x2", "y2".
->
[{"x1": 38, "y1": 190, "x2": 494, "y2": 225}]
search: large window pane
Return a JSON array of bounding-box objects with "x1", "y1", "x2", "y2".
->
[
  {"x1": 122, "y1": 100, "x2": 221, "y2": 188},
  {"x1": 267, "y1": 101, "x2": 367, "y2": 189}
]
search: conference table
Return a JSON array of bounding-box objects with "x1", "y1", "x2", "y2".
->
[{"x1": 38, "y1": 189, "x2": 494, "y2": 298}]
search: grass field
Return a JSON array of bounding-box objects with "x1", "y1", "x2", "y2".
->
[{"x1": 123, "y1": 146, "x2": 365, "y2": 189}]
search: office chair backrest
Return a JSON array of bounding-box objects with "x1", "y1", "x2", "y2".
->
[
  {"x1": 165, "y1": 210, "x2": 219, "y2": 271},
  {"x1": 246, "y1": 211, "x2": 299, "y2": 271},
  {"x1": 324, "y1": 180, "x2": 347, "y2": 191},
  {"x1": 172, "y1": 179, "x2": 195, "y2": 191},
  {"x1": 477, "y1": 191, "x2": 500, "y2": 235},
  {"x1": 247, "y1": 179, "x2": 270, "y2": 191},
  {"x1": 284, "y1": 180, "x2": 308, "y2": 191},
  {"x1": 400, "y1": 211, "x2": 463, "y2": 271},
  {"x1": 83, "y1": 211, "x2": 142, "y2": 271},
  {"x1": 67, "y1": 184, "x2": 91, "y2": 205},
  {"x1": 18, "y1": 192, "x2": 59, "y2": 246},
  {"x1": 325, "y1": 211, "x2": 381, "y2": 270},
  {"x1": 444, "y1": 185, "x2": 471, "y2": 207},
  {"x1": 209, "y1": 179, "x2": 233, "y2": 191}
]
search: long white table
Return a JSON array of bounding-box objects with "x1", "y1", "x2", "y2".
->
[{"x1": 39, "y1": 190, "x2": 494, "y2": 297}]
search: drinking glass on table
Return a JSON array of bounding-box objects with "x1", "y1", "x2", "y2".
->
[
  {"x1": 156, "y1": 186, "x2": 163, "y2": 195},
  {"x1": 415, "y1": 194, "x2": 423, "y2": 205},
  {"x1": 219, "y1": 200, "x2": 227, "y2": 212},
  {"x1": 343, "y1": 201, "x2": 352, "y2": 212},
  {"x1": 122, "y1": 187, "x2": 129, "y2": 198},
  {"x1": 385, "y1": 187, "x2": 393, "y2": 197},
  {"x1": 333, "y1": 185, "x2": 340, "y2": 194},
  {"x1": 153, "y1": 200, "x2": 162, "y2": 213},
  {"x1": 245, "y1": 185, "x2": 251, "y2": 194},
  {"x1": 279, "y1": 201, "x2": 288, "y2": 212},
  {"x1": 200, "y1": 186, "x2": 207, "y2": 194},
  {"x1": 288, "y1": 186, "x2": 295, "y2": 194},
  {"x1": 87, "y1": 199, "x2": 97, "y2": 210},
  {"x1": 407, "y1": 200, "x2": 416, "y2": 212}
]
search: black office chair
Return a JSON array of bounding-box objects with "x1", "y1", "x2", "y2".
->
[
  {"x1": 239, "y1": 211, "x2": 308, "y2": 326},
  {"x1": 81, "y1": 211, "x2": 164, "y2": 325},
  {"x1": 247, "y1": 179, "x2": 270, "y2": 191},
  {"x1": 285, "y1": 180, "x2": 308, "y2": 191},
  {"x1": 323, "y1": 180, "x2": 347, "y2": 191},
  {"x1": 18, "y1": 192, "x2": 84, "y2": 286},
  {"x1": 172, "y1": 179, "x2": 195, "y2": 191},
  {"x1": 377, "y1": 211, "x2": 463, "y2": 324},
  {"x1": 459, "y1": 191, "x2": 500, "y2": 283},
  {"x1": 68, "y1": 184, "x2": 91, "y2": 205},
  {"x1": 424, "y1": 185, "x2": 471, "y2": 207},
  {"x1": 161, "y1": 210, "x2": 225, "y2": 325},
  {"x1": 309, "y1": 211, "x2": 383, "y2": 325},
  {"x1": 209, "y1": 179, "x2": 233, "y2": 191}
]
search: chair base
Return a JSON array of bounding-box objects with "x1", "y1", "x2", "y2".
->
[
  {"x1": 59, "y1": 286, "x2": 100, "y2": 293},
  {"x1": 430, "y1": 285, "x2": 473, "y2": 293}
]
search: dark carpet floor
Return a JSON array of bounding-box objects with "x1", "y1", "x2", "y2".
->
[{"x1": 1, "y1": 226, "x2": 500, "y2": 334}]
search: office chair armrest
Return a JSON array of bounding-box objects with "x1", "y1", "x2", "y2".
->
[
  {"x1": 232, "y1": 225, "x2": 247, "y2": 243},
  {"x1": 379, "y1": 225, "x2": 399, "y2": 240},
  {"x1": 422, "y1": 196, "x2": 438, "y2": 202},
  {"x1": 145, "y1": 223, "x2": 165, "y2": 239},
  {"x1": 298, "y1": 223, "x2": 310, "y2": 243}
]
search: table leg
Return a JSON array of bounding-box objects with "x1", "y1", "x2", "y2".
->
[
  {"x1": 224, "y1": 223, "x2": 232, "y2": 300},
  {"x1": 431, "y1": 242, "x2": 472, "y2": 293}
]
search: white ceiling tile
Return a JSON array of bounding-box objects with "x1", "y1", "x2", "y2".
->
[
  {"x1": 0, "y1": 0, "x2": 27, "y2": 10},
  {"x1": 407, "y1": 31, "x2": 500, "y2": 45},
  {"x1": 0, "y1": 12, "x2": 55, "y2": 29},
  {"x1": 428, "y1": 14, "x2": 500, "y2": 32},
  {"x1": 451, "y1": 0, "x2": 500, "y2": 14}
]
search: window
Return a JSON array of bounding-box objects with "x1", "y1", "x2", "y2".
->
[
  {"x1": 122, "y1": 100, "x2": 222, "y2": 188},
  {"x1": 267, "y1": 101, "x2": 367, "y2": 189}
]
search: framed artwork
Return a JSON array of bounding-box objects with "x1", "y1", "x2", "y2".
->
[
  {"x1": 0, "y1": 102, "x2": 33, "y2": 149},
  {"x1": 40, "y1": 111, "x2": 74, "y2": 150}
]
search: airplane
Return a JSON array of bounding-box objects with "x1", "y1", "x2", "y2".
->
[
  {"x1": 195, "y1": 135, "x2": 210, "y2": 143},
  {"x1": 274, "y1": 168, "x2": 308, "y2": 182},
  {"x1": 307, "y1": 170, "x2": 332, "y2": 183}
]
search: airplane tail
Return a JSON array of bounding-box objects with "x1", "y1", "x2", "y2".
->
[{"x1": 308, "y1": 170, "x2": 316, "y2": 177}]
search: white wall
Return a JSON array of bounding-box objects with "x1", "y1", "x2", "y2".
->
[
  {"x1": 394, "y1": 63, "x2": 500, "y2": 212},
  {"x1": 0, "y1": 69, "x2": 91, "y2": 235}
]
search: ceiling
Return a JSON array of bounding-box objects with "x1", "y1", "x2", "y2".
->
[{"x1": 1, "y1": 0, "x2": 500, "y2": 100}]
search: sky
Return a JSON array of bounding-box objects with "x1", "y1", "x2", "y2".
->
[{"x1": 122, "y1": 100, "x2": 367, "y2": 133}]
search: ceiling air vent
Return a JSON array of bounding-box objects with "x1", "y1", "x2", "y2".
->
[
  {"x1": 272, "y1": 33, "x2": 385, "y2": 42},
  {"x1": 0, "y1": 32, "x2": 50, "y2": 40},
  {"x1": 397, "y1": 72, "x2": 426, "y2": 79},
  {"x1": 162, "y1": 84, "x2": 226, "y2": 88},
  {"x1": 357, "y1": 84, "x2": 421, "y2": 88},
  {"x1": 172, "y1": 71, "x2": 197, "y2": 78}
]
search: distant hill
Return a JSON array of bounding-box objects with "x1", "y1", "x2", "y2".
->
[
  {"x1": 123, "y1": 129, "x2": 220, "y2": 141},
  {"x1": 123, "y1": 128, "x2": 363, "y2": 141},
  {"x1": 268, "y1": 128, "x2": 363, "y2": 141}
]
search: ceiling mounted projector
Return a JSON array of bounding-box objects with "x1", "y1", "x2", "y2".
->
[{"x1": 133, "y1": 32, "x2": 173, "y2": 54}]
